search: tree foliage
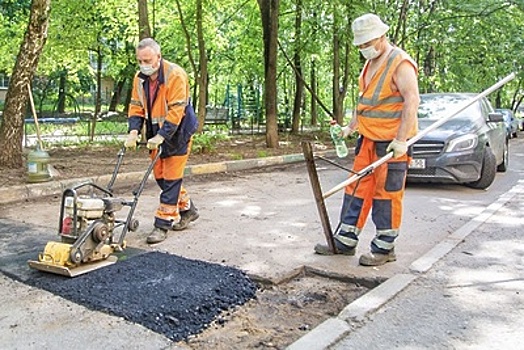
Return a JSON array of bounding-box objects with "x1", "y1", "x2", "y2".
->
[{"x1": 1, "y1": 0, "x2": 523, "y2": 166}]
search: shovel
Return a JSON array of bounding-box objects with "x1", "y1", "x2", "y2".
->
[{"x1": 27, "y1": 84, "x2": 60, "y2": 179}]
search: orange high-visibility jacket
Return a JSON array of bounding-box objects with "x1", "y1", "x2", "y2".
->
[
  {"x1": 357, "y1": 48, "x2": 418, "y2": 141},
  {"x1": 128, "y1": 59, "x2": 189, "y2": 141}
]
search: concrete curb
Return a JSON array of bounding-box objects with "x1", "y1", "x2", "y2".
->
[
  {"x1": 0, "y1": 150, "x2": 335, "y2": 206},
  {"x1": 285, "y1": 180, "x2": 524, "y2": 350}
]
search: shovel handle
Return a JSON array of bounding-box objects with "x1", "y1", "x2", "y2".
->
[{"x1": 322, "y1": 72, "x2": 516, "y2": 199}]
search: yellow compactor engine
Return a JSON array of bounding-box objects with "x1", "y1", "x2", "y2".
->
[{"x1": 28, "y1": 146, "x2": 158, "y2": 277}]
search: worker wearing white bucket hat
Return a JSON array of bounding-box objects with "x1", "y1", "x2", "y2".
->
[
  {"x1": 352, "y1": 13, "x2": 390, "y2": 46},
  {"x1": 315, "y1": 13, "x2": 420, "y2": 267}
]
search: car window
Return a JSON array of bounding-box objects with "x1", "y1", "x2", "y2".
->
[{"x1": 418, "y1": 95, "x2": 480, "y2": 120}]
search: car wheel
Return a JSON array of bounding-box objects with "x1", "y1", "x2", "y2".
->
[
  {"x1": 497, "y1": 139, "x2": 509, "y2": 172},
  {"x1": 513, "y1": 131, "x2": 518, "y2": 138},
  {"x1": 466, "y1": 147, "x2": 496, "y2": 190}
]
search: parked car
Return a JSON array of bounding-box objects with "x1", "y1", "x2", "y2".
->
[
  {"x1": 407, "y1": 93, "x2": 508, "y2": 190},
  {"x1": 495, "y1": 108, "x2": 518, "y2": 138},
  {"x1": 515, "y1": 111, "x2": 524, "y2": 131}
]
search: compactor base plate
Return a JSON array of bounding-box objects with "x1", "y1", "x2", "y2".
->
[{"x1": 28, "y1": 255, "x2": 118, "y2": 277}]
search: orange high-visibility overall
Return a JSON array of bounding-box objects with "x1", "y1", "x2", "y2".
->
[
  {"x1": 128, "y1": 59, "x2": 193, "y2": 229},
  {"x1": 335, "y1": 48, "x2": 418, "y2": 254}
]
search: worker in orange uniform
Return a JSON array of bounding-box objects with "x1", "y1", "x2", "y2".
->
[
  {"x1": 315, "y1": 13, "x2": 419, "y2": 266},
  {"x1": 125, "y1": 38, "x2": 199, "y2": 244}
]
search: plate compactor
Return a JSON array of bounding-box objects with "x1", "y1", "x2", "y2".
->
[{"x1": 28, "y1": 146, "x2": 160, "y2": 277}]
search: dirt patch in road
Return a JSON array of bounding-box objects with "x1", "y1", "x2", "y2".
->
[{"x1": 179, "y1": 273, "x2": 370, "y2": 349}]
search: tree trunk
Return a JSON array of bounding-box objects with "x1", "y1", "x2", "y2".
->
[
  {"x1": 423, "y1": 46, "x2": 436, "y2": 92},
  {"x1": 174, "y1": 0, "x2": 203, "y2": 131},
  {"x1": 332, "y1": 9, "x2": 342, "y2": 124},
  {"x1": 137, "y1": 0, "x2": 150, "y2": 142},
  {"x1": 196, "y1": 0, "x2": 208, "y2": 133},
  {"x1": 511, "y1": 80, "x2": 522, "y2": 112},
  {"x1": 291, "y1": 0, "x2": 303, "y2": 134},
  {"x1": 0, "y1": 0, "x2": 51, "y2": 168},
  {"x1": 332, "y1": 4, "x2": 350, "y2": 124},
  {"x1": 257, "y1": 0, "x2": 279, "y2": 148},
  {"x1": 420, "y1": 1, "x2": 438, "y2": 93},
  {"x1": 495, "y1": 90, "x2": 502, "y2": 109},
  {"x1": 392, "y1": 0, "x2": 409, "y2": 46},
  {"x1": 109, "y1": 77, "x2": 126, "y2": 111},
  {"x1": 57, "y1": 70, "x2": 66, "y2": 114},
  {"x1": 138, "y1": 0, "x2": 151, "y2": 39},
  {"x1": 278, "y1": 39, "x2": 333, "y2": 121},
  {"x1": 310, "y1": 58, "x2": 317, "y2": 126},
  {"x1": 90, "y1": 48, "x2": 102, "y2": 141}
]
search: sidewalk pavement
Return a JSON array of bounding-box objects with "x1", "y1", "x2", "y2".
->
[
  {"x1": 0, "y1": 151, "x2": 314, "y2": 206},
  {"x1": 288, "y1": 180, "x2": 524, "y2": 349}
]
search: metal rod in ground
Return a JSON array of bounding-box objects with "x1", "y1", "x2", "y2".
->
[
  {"x1": 315, "y1": 155, "x2": 354, "y2": 173},
  {"x1": 322, "y1": 72, "x2": 516, "y2": 199},
  {"x1": 302, "y1": 141, "x2": 337, "y2": 253}
]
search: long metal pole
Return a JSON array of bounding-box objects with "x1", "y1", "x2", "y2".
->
[{"x1": 322, "y1": 72, "x2": 516, "y2": 199}]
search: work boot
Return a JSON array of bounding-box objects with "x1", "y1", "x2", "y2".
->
[
  {"x1": 172, "y1": 203, "x2": 199, "y2": 231},
  {"x1": 314, "y1": 240, "x2": 356, "y2": 256},
  {"x1": 146, "y1": 227, "x2": 167, "y2": 244},
  {"x1": 359, "y1": 249, "x2": 396, "y2": 266}
]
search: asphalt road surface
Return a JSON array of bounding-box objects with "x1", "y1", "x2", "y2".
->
[{"x1": 2, "y1": 136, "x2": 524, "y2": 348}]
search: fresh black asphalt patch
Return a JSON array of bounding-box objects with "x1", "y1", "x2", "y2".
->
[
  {"x1": 19, "y1": 250, "x2": 258, "y2": 341},
  {"x1": 0, "y1": 219, "x2": 258, "y2": 341}
]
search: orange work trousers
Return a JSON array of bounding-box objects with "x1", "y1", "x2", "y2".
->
[
  {"x1": 150, "y1": 142, "x2": 191, "y2": 229},
  {"x1": 335, "y1": 136, "x2": 411, "y2": 253}
]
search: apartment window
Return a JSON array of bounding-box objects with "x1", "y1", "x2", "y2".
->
[{"x1": 0, "y1": 75, "x2": 9, "y2": 88}]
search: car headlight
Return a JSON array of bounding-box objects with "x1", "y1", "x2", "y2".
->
[{"x1": 445, "y1": 134, "x2": 478, "y2": 153}]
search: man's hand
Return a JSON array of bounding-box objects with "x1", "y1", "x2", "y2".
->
[
  {"x1": 147, "y1": 134, "x2": 165, "y2": 150},
  {"x1": 387, "y1": 139, "x2": 408, "y2": 159},
  {"x1": 341, "y1": 126, "x2": 355, "y2": 138},
  {"x1": 125, "y1": 130, "x2": 138, "y2": 149}
]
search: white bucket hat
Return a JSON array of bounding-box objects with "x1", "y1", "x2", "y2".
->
[{"x1": 352, "y1": 13, "x2": 389, "y2": 46}]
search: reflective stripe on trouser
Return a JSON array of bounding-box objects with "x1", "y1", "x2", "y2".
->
[
  {"x1": 334, "y1": 222, "x2": 362, "y2": 248},
  {"x1": 150, "y1": 148, "x2": 191, "y2": 228},
  {"x1": 340, "y1": 136, "x2": 409, "y2": 253}
]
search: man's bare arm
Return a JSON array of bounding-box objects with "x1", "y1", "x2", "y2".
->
[{"x1": 394, "y1": 61, "x2": 419, "y2": 142}]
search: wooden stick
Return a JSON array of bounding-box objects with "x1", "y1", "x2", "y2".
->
[
  {"x1": 302, "y1": 141, "x2": 337, "y2": 253},
  {"x1": 27, "y1": 84, "x2": 44, "y2": 151}
]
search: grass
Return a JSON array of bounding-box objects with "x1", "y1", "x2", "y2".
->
[{"x1": 230, "y1": 153, "x2": 244, "y2": 160}]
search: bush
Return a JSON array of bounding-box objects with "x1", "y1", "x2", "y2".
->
[{"x1": 192, "y1": 129, "x2": 230, "y2": 154}]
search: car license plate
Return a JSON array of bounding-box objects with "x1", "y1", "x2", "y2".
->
[{"x1": 409, "y1": 158, "x2": 426, "y2": 169}]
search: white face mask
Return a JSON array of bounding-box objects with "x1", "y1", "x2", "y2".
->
[
  {"x1": 140, "y1": 64, "x2": 159, "y2": 76},
  {"x1": 359, "y1": 46, "x2": 380, "y2": 60}
]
